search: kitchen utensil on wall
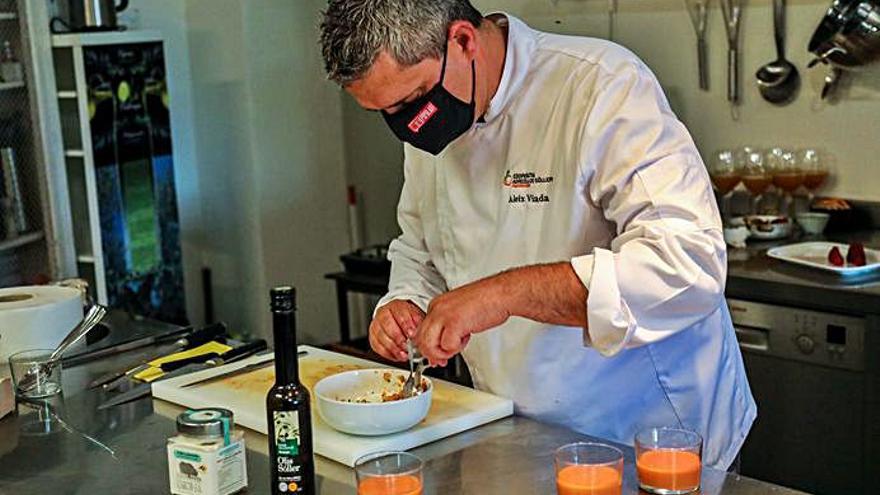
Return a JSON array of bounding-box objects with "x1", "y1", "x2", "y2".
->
[
  {"x1": 757, "y1": 0, "x2": 800, "y2": 104},
  {"x1": 809, "y1": 0, "x2": 880, "y2": 70},
  {"x1": 608, "y1": 0, "x2": 618, "y2": 41},
  {"x1": 721, "y1": 0, "x2": 745, "y2": 114},
  {"x1": 684, "y1": 0, "x2": 710, "y2": 90},
  {"x1": 0, "y1": 286, "x2": 83, "y2": 363},
  {"x1": 0, "y1": 147, "x2": 27, "y2": 236}
]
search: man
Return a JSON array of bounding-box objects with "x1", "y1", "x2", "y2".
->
[{"x1": 320, "y1": 0, "x2": 755, "y2": 469}]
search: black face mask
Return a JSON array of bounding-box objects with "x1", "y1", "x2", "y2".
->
[{"x1": 382, "y1": 49, "x2": 476, "y2": 156}]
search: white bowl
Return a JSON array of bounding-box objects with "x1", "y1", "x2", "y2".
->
[
  {"x1": 796, "y1": 212, "x2": 830, "y2": 235},
  {"x1": 314, "y1": 368, "x2": 432, "y2": 436}
]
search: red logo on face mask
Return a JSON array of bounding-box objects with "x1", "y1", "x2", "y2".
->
[{"x1": 407, "y1": 102, "x2": 438, "y2": 133}]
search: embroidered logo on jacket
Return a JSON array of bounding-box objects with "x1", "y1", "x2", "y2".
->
[{"x1": 503, "y1": 170, "x2": 553, "y2": 205}]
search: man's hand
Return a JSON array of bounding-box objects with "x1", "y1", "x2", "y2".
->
[
  {"x1": 415, "y1": 263, "x2": 588, "y2": 366},
  {"x1": 416, "y1": 277, "x2": 510, "y2": 366},
  {"x1": 369, "y1": 300, "x2": 425, "y2": 362}
]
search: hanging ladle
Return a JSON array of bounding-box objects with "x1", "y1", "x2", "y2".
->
[{"x1": 756, "y1": 0, "x2": 800, "y2": 104}]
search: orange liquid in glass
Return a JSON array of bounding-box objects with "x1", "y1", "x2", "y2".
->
[
  {"x1": 711, "y1": 174, "x2": 741, "y2": 195},
  {"x1": 803, "y1": 171, "x2": 829, "y2": 190},
  {"x1": 556, "y1": 465, "x2": 622, "y2": 495},
  {"x1": 358, "y1": 475, "x2": 422, "y2": 495},
  {"x1": 772, "y1": 173, "x2": 805, "y2": 192},
  {"x1": 637, "y1": 450, "x2": 701, "y2": 492},
  {"x1": 742, "y1": 175, "x2": 772, "y2": 195}
]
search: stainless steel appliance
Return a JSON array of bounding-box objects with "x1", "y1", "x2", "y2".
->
[
  {"x1": 729, "y1": 298, "x2": 868, "y2": 494},
  {"x1": 58, "y1": 0, "x2": 129, "y2": 32},
  {"x1": 809, "y1": 0, "x2": 880, "y2": 70}
]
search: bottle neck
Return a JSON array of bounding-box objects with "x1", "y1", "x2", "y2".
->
[{"x1": 272, "y1": 309, "x2": 299, "y2": 385}]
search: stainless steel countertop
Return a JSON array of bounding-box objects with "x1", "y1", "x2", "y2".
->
[
  {"x1": 726, "y1": 230, "x2": 880, "y2": 315},
  {"x1": 0, "y1": 340, "x2": 806, "y2": 495}
]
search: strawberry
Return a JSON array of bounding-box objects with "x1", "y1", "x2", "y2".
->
[
  {"x1": 847, "y1": 243, "x2": 867, "y2": 267},
  {"x1": 828, "y1": 246, "x2": 845, "y2": 267}
]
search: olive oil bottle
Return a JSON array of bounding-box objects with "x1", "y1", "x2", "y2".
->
[{"x1": 266, "y1": 286, "x2": 315, "y2": 494}]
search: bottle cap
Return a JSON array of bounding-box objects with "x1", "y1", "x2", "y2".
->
[
  {"x1": 176, "y1": 408, "x2": 234, "y2": 442},
  {"x1": 270, "y1": 286, "x2": 296, "y2": 312}
]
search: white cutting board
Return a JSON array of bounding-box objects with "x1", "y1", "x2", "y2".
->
[{"x1": 152, "y1": 345, "x2": 513, "y2": 467}]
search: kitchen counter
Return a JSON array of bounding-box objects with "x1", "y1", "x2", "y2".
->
[
  {"x1": 0, "y1": 338, "x2": 805, "y2": 495},
  {"x1": 726, "y1": 230, "x2": 880, "y2": 315}
]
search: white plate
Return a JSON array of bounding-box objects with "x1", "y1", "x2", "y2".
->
[{"x1": 767, "y1": 242, "x2": 880, "y2": 276}]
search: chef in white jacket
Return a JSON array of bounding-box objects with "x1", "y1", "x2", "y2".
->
[{"x1": 320, "y1": 0, "x2": 756, "y2": 469}]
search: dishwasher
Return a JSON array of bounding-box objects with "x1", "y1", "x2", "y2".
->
[{"x1": 728, "y1": 298, "x2": 868, "y2": 495}]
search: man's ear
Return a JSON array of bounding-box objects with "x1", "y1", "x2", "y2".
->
[{"x1": 447, "y1": 20, "x2": 478, "y2": 59}]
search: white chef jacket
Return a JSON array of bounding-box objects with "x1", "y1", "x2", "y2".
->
[{"x1": 376, "y1": 14, "x2": 756, "y2": 470}]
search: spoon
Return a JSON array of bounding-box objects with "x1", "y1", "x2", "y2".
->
[
  {"x1": 756, "y1": 0, "x2": 800, "y2": 105},
  {"x1": 17, "y1": 305, "x2": 107, "y2": 393}
]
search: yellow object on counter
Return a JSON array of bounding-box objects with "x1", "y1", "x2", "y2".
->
[{"x1": 134, "y1": 341, "x2": 232, "y2": 383}]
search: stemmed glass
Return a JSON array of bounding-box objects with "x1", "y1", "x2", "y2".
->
[
  {"x1": 800, "y1": 149, "x2": 830, "y2": 204},
  {"x1": 740, "y1": 149, "x2": 772, "y2": 214},
  {"x1": 768, "y1": 148, "x2": 803, "y2": 216},
  {"x1": 709, "y1": 150, "x2": 741, "y2": 223}
]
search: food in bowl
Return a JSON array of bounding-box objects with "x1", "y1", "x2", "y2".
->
[
  {"x1": 314, "y1": 369, "x2": 433, "y2": 436},
  {"x1": 744, "y1": 215, "x2": 792, "y2": 240},
  {"x1": 338, "y1": 371, "x2": 429, "y2": 403}
]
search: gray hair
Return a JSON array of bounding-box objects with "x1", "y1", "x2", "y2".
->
[{"x1": 320, "y1": 0, "x2": 483, "y2": 85}]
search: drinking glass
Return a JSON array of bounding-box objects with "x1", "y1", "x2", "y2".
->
[
  {"x1": 740, "y1": 149, "x2": 772, "y2": 214},
  {"x1": 801, "y1": 149, "x2": 830, "y2": 203},
  {"x1": 768, "y1": 148, "x2": 803, "y2": 216},
  {"x1": 355, "y1": 452, "x2": 423, "y2": 495},
  {"x1": 708, "y1": 150, "x2": 741, "y2": 222},
  {"x1": 555, "y1": 442, "x2": 624, "y2": 495},
  {"x1": 9, "y1": 349, "x2": 62, "y2": 399},
  {"x1": 635, "y1": 428, "x2": 702, "y2": 495}
]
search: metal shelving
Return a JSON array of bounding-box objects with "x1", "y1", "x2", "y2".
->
[
  {"x1": 0, "y1": 80, "x2": 24, "y2": 90},
  {"x1": 0, "y1": 230, "x2": 43, "y2": 252},
  {"x1": 0, "y1": 0, "x2": 54, "y2": 286}
]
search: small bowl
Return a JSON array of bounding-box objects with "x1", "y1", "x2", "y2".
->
[
  {"x1": 796, "y1": 212, "x2": 830, "y2": 235},
  {"x1": 314, "y1": 368, "x2": 432, "y2": 436}
]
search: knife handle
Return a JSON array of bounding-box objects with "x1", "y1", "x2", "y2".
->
[
  {"x1": 182, "y1": 322, "x2": 228, "y2": 349},
  {"x1": 215, "y1": 339, "x2": 268, "y2": 365},
  {"x1": 160, "y1": 352, "x2": 221, "y2": 372}
]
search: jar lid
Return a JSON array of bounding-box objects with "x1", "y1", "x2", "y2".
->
[{"x1": 176, "y1": 408, "x2": 234, "y2": 440}]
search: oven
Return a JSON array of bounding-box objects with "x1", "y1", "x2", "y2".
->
[{"x1": 728, "y1": 298, "x2": 868, "y2": 495}]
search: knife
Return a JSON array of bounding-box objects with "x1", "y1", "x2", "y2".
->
[
  {"x1": 63, "y1": 325, "x2": 193, "y2": 368},
  {"x1": 97, "y1": 339, "x2": 267, "y2": 410},
  {"x1": 88, "y1": 322, "x2": 228, "y2": 390},
  {"x1": 181, "y1": 350, "x2": 308, "y2": 388}
]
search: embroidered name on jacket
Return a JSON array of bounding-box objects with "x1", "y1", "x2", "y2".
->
[{"x1": 504, "y1": 170, "x2": 553, "y2": 204}]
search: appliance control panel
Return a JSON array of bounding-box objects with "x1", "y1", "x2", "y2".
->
[{"x1": 727, "y1": 298, "x2": 866, "y2": 372}]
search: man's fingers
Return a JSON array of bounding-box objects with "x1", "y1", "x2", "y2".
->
[
  {"x1": 376, "y1": 324, "x2": 407, "y2": 361},
  {"x1": 440, "y1": 326, "x2": 468, "y2": 355},
  {"x1": 390, "y1": 304, "x2": 419, "y2": 339},
  {"x1": 380, "y1": 311, "x2": 408, "y2": 347},
  {"x1": 368, "y1": 325, "x2": 395, "y2": 361},
  {"x1": 417, "y1": 315, "x2": 460, "y2": 365}
]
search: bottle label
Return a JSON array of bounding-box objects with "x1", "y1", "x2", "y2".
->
[{"x1": 273, "y1": 411, "x2": 301, "y2": 457}]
